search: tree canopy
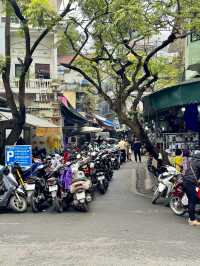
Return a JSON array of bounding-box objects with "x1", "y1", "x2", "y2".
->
[{"x1": 60, "y1": 0, "x2": 200, "y2": 157}]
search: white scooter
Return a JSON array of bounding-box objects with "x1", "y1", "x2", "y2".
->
[
  {"x1": 0, "y1": 166, "x2": 27, "y2": 212},
  {"x1": 152, "y1": 166, "x2": 179, "y2": 204},
  {"x1": 70, "y1": 159, "x2": 92, "y2": 212}
]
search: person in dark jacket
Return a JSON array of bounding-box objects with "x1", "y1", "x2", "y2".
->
[
  {"x1": 132, "y1": 138, "x2": 141, "y2": 162},
  {"x1": 183, "y1": 152, "x2": 200, "y2": 226}
]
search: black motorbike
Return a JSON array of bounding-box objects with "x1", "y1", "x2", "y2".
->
[{"x1": 30, "y1": 166, "x2": 63, "y2": 213}]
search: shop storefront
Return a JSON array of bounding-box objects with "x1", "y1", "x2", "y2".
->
[{"x1": 143, "y1": 79, "x2": 200, "y2": 151}]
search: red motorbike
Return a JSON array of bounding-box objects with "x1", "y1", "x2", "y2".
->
[{"x1": 169, "y1": 177, "x2": 200, "y2": 216}]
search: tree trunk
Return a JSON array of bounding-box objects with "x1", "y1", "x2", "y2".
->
[
  {"x1": 117, "y1": 112, "x2": 159, "y2": 159},
  {"x1": 2, "y1": 1, "x2": 24, "y2": 147},
  {"x1": 5, "y1": 120, "x2": 24, "y2": 146}
]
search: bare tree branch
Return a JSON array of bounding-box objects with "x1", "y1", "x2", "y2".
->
[
  {"x1": 30, "y1": 0, "x2": 73, "y2": 55},
  {"x1": 61, "y1": 63, "x2": 113, "y2": 107},
  {"x1": 132, "y1": 74, "x2": 158, "y2": 110}
]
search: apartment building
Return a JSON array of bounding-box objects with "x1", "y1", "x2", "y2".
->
[
  {"x1": 185, "y1": 32, "x2": 200, "y2": 80},
  {"x1": 58, "y1": 55, "x2": 93, "y2": 113},
  {"x1": 0, "y1": 0, "x2": 63, "y2": 125}
]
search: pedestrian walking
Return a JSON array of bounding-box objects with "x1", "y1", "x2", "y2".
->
[{"x1": 132, "y1": 138, "x2": 141, "y2": 163}]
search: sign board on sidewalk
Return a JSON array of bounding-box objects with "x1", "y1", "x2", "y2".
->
[{"x1": 5, "y1": 145, "x2": 32, "y2": 167}]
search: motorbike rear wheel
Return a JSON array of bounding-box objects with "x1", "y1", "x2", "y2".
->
[
  {"x1": 53, "y1": 197, "x2": 63, "y2": 213},
  {"x1": 30, "y1": 194, "x2": 43, "y2": 212},
  {"x1": 75, "y1": 202, "x2": 89, "y2": 212},
  {"x1": 170, "y1": 196, "x2": 186, "y2": 216},
  {"x1": 9, "y1": 195, "x2": 27, "y2": 213},
  {"x1": 99, "y1": 183, "x2": 106, "y2": 194},
  {"x1": 81, "y1": 202, "x2": 89, "y2": 212},
  {"x1": 116, "y1": 163, "x2": 120, "y2": 170}
]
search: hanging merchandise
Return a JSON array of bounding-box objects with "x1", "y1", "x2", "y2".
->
[{"x1": 184, "y1": 103, "x2": 199, "y2": 132}]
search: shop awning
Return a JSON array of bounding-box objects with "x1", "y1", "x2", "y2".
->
[
  {"x1": 59, "y1": 96, "x2": 87, "y2": 126},
  {"x1": 0, "y1": 111, "x2": 58, "y2": 128},
  {"x1": 143, "y1": 79, "x2": 200, "y2": 116},
  {"x1": 95, "y1": 114, "x2": 114, "y2": 128}
]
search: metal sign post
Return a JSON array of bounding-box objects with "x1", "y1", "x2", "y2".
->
[{"x1": 5, "y1": 145, "x2": 32, "y2": 168}]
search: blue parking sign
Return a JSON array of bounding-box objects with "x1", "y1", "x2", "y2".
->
[{"x1": 5, "y1": 145, "x2": 32, "y2": 167}]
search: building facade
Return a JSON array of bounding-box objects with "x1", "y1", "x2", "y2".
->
[
  {"x1": 58, "y1": 55, "x2": 95, "y2": 113},
  {"x1": 0, "y1": 0, "x2": 62, "y2": 125},
  {"x1": 185, "y1": 32, "x2": 200, "y2": 80}
]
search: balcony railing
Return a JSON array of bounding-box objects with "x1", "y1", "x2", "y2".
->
[{"x1": 0, "y1": 79, "x2": 54, "y2": 94}]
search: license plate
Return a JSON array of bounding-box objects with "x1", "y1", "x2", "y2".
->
[
  {"x1": 98, "y1": 176, "x2": 104, "y2": 181},
  {"x1": 49, "y1": 185, "x2": 58, "y2": 192},
  {"x1": 76, "y1": 191, "x2": 85, "y2": 200},
  {"x1": 25, "y1": 184, "x2": 35, "y2": 191}
]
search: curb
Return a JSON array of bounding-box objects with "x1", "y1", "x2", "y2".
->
[{"x1": 135, "y1": 163, "x2": 154, "y2": 195}]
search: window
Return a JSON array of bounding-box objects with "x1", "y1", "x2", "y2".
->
[
  {"x1": 35, "y1": 64, "x2": 50, "y2": 79},
  {"x1": 1, "y1": 17, "x2": 19, "y2": 24},
  {"x1": 35, "y1": 94, "x2": 40, "y2": 102},
  {"x1": 190, "y1": 32, "x2": 200, "y2": 42},
  {"x1": 15, "y1": 64, "x2": 23, "y2": 78}
]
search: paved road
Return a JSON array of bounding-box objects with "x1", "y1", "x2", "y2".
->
[{"x1": 0, "y1": 162, "x2": 200, "y2": 266}]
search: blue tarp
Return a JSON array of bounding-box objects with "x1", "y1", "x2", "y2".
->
[{"x1": 95, "y1": 114, "x2": 114, "y2": 128}]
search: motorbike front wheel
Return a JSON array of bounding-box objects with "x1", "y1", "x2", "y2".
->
[
  {"x1": 152, "y1": 188, "x2": 161, "y2": 204},
  {"x1": 170, "y1": 196, "x2": 186, "y2": 216},
  {"x1": 9, "y1": 195, "x2": 27, "y2": 213}
]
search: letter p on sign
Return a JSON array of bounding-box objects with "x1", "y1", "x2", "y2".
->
[{"x1": 7, "y1": 151, "x2": 14, "y2": 162}]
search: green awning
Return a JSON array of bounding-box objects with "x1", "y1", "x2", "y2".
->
[{"x1": 143, "y1": 79, "x2": 200, "y2": 116}]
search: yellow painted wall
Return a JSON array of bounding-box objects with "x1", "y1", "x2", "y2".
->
[{"x1": 63, "y1": 91, "x2": 76, "y2": 108}]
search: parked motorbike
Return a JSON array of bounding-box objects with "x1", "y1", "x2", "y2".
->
[
  {"x1": 92, "y1": 157, "x2": 109, "y2": 194},
  {"x1": 0, "y1": 166, "x2": 27, "y2": 212},
  {"x1": 30, "y1": 165, "x2": 63, "y2": 212},
  {"x1": 169, "y1": 176, "x2": 200, "y2": 216},
  {"x1": 112, "y1": 148, "x2": 121, "y2": 170},
  {"x1": 100, "y1": 152, "x2": 113, "y2": 181},
  {"x1": 12, "y1": 162, "x2": 46, "y2": 205},
  {"x1": 152, "y1": 166, "x2": 179, "y2": 205},
  {"x1": 70, "y1": 162, "x2": 92, "y2": 212}
]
